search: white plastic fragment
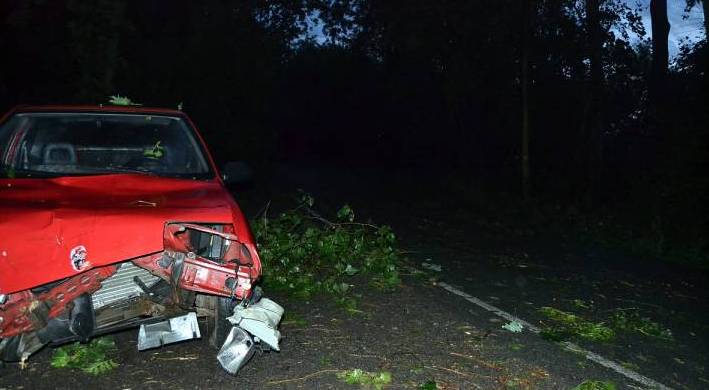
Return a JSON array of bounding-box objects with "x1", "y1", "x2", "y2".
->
[
  {"x1": 217, "y1": 326, "x2": 256, "y2": 375},
  {"x1": 227, "y1": 298, "x2": 284, "y2": 351},
  {"x1": 421, "y1": 261, "x2": 442, "y2": 272},
  {"x1": 137, "y1": 312, "x2": 201, "y2": 350},
  {"x1": 501, "y1": 320, "x2": 524, "y2": 333}
]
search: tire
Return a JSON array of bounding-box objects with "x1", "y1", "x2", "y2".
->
[
  {"x1": 207, "y1": 287, "x2": 263, "y2": 349},
  {"x1": 208, "y1": 296, "x2": 237, "y2": 349},
  {"x1": 0, "y1": 336, "x2": 21, "y2": 361}
]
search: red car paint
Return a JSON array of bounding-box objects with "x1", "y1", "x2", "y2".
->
[
  {"x1": 0, "y1": 174, "x2": 258, "y2": 293},
  {"x1": 0, "y1": 105, "x2": 261, "y2": 339},
  {"x1": 0, "y1": 266, "x2": 117, "y2": 338}
]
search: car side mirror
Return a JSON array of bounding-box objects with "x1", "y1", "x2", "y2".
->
[{"x1": 221, "y1": 161, "x2": 253, "y2": 185}]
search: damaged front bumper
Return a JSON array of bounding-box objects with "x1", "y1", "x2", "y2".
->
[{"x1": 0, "y1": 222, "x2": 282, "y2": 375}]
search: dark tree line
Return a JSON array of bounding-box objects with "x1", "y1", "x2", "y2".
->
[{"x1": 0, "y1": 0, "x2": 707, "y2": 252}]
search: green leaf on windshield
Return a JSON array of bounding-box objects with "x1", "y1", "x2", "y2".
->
[{"x1": 143, "y1": 141, "x2": 164, "y2": 159}]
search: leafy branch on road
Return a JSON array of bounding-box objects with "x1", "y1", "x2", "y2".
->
[
  {"x1": 539, "y1": 305, "x2": 673, "y2": 343},
  {"x1": 338, "y1": 369, "x2": 393, "y2": 389},
  {"x1": 265, "y1": 368, "x2": 392, "y2": 389},
  {"x1": 571, "y1": 380, "x2": 616, "y2": 390},
  {"x1": 539, "y1": 307, "x2": 615, "y2": 342},
  {"x1": 252, "y1": 193, "x2": 400, "y2": 313},
  {"x1": 50, "y1": 336, "x2": 119, "y2": 375},
  {"x1": 609, "y1": 309, "x2": 673, "y2": 341}
]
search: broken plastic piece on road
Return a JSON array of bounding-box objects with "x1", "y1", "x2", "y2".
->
[
  {"x1": 137, "y1": 312, "x2": 201, "y2": 350},
  {"x1": 227, "y1": 298, "x2": 284, "y2": 351},
  {"x1": 421, "y1": 261, "x2": 442, "y2": 272},
  {"x1": 502, "y1": 320, "x2": 524, "y2": 333},
  {"x1": 217, "y1": 326, "x2": 256, "y2": 375}
]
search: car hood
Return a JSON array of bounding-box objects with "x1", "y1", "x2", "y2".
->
[{"x1": 0, "y1": 174, "x2": 246, "y2": 294}]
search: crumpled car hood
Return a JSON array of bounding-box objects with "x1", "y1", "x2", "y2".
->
[{"x1": 0, "y1": 174, "x2": 249, "y2": 294}]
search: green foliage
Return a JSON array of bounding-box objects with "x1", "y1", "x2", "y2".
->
[
  {"x1": 509, "y1": 342, "x2": 525, "y2": 351},
  {"x1": 610, "y1": 309, "x2": 673, "y2": 341},
  {"x1": 420, "y1": 380, "x2": 438, "y2": 390},
  {"x1": 108, "y1": 95, "x2": 140, "y2": 106},
  {"x1": 539, "y1": 307, "x2": 615, "y2": 343},
  {"x1": 539, "y1": 306, "x2": 673, "y2": 344},
  {"x1": 337, "y1": 204, "x2": 355, "y2": 222},
  {"x1": 3, "y1": 166, "x2": 15, "y2": 179},
  {"x1": 319, "y1": 354, "x2": 333, "y2": 366},
  {"x1": 571, "y1": 380, "x2": 617, "y2": 390},
  {"x1": 50, "y1": 337, "x2": 119, "y2": 375},
  {"x1": 572, "y1": 299, "x2": 592, "y2": 310},
  {"x1": 143, "y1": 141, "x2": 165, "y2": 159},
  {"x1": 252, "y1": 194, "x2": 400, "y2": 311},
  {"x1": 281, "y1": 311, "x2": 308, "y2": 327},
  {"x1": 337, "y1": 369, "x2": 392, "y2": 389}
]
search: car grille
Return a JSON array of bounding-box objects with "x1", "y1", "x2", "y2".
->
[{"x1": 91, "y1": 261, "x2": 160, "y2": 310}]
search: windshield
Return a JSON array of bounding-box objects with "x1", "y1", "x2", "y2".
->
[{"x1": 0, "y1": 112, "x2": 213, "y2": 179}]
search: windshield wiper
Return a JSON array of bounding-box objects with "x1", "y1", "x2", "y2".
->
[
  {"x1": 1, "y1": 167, "x2": 64, "y2": 178},
  {"x1": 1, "y1": 165, "x2": 195, "y2": 179},
  {"x1": 84, "y1": 166, "x2": 157, "y2": 176}
]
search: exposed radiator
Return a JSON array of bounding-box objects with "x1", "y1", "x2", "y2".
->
[{"x1": 91, "y1": 261, "x2": 161, "y2": 310}]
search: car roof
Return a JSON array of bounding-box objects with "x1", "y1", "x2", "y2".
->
[{"x1": 9, "y1": 105, "x2": 186, "y2": 117}]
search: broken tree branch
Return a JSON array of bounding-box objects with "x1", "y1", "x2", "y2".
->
[
  {"x1": 450, "y1": 352, "x2": 502, "y2": 371},
  {"x1": 265, "y1": 369, "x2": 342, "y2": 385}
]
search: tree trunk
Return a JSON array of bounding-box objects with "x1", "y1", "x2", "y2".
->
[
  {"x1": 585, "y1": 0, "x2": 603, "y2": 199},
  {"x1": 702, "y1": 0, "x2": 709, "y2": 47},
  {"x1": 521, "y1": 0, "x2": 532, "y2": 201},
  {"x1": 650, "y1": 0, "x2": 670, "y2": 106}
]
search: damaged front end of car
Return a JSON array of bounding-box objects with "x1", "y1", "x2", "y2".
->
[{"x1": 0, "y1": 223, "x2": 283, "y2": 375}]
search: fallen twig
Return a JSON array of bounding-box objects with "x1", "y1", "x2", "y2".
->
[
  {"x1": 262, "y1": 200, "x2": 271, "y2": 230},
  {"x1": 339, "y1": 222, "x2": 380, "y2": 229},
  {"x1": 265, "y1": 369, "x2": 342, "y2": 385},
  {"x1": 348, "y1": 352, "x2": 387, "y2": 360},
  {"x1": 252, "y1": 200, "x2": 272, "y2": 220},
  {"x1": 303, "y1": 207, "x2": 337, "y2": 227},
  {"x1": 428, "y1": 365, "x2": 494, "y2": 380},
  {"x1": 425, "y1": 366, "x2": 483, "y2": 388},
  {"x1": 303, "y1": 206, "x2": 379, "y2": 229},
  {"x1": 449, "y1": 352, "x2": 503, "y2": 371},
  {"x1": 613, "y1": 298, "x2": 665, "y2": 308},
  {"x1": 153, "y1": 355, "x2": 199, "y2": 361}
]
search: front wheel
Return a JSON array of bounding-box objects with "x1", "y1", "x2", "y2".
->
[
  {"x1": 206, "y1": 287, "x2": 263, "y2": 348},
  {"x1": 208, "y1": 296, "x2": 238, "y2": 349}
]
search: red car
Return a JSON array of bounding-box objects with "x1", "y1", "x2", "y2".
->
[{"x1": 0, "y1": 105, "x2": 283, "y2": 374}]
